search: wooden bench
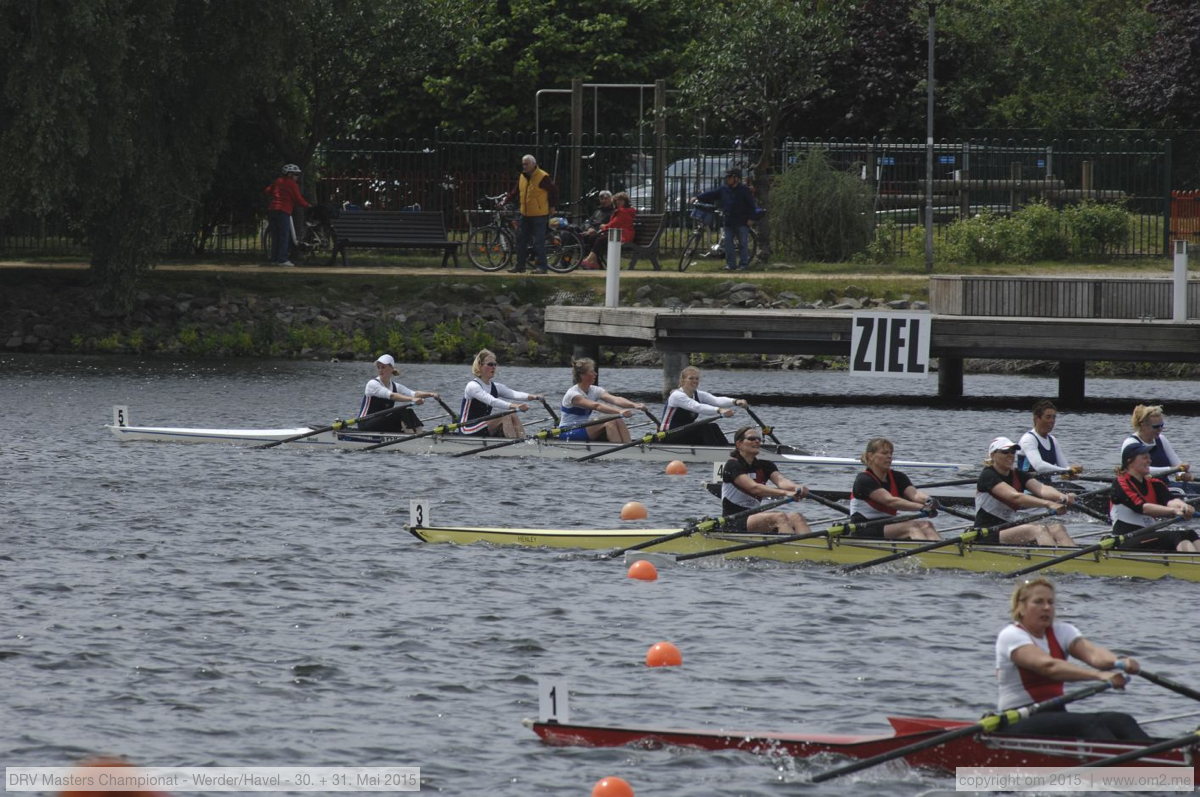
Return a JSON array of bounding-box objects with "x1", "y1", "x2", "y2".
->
[
  {"x1": 623, "y1": 213, "x2": 665, "y2": 271},
  {"x1": 328, "y1": 210, "x2": 462, "y2": 267}
]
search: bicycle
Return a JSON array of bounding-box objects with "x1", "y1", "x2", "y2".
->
[
  {"x1": 464, "y1": 194, "x2": 582, "y2": 273},
  {"x1": 260, "y1": 204, "x2": 338, "y2": 264},
  {"x1": 677, "y1": 202, "x2": 758, "y2": 271}
]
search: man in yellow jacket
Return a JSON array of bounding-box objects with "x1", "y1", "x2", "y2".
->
[{"x1": 504, "y1": 154, "x2": 559, "y2": 273}]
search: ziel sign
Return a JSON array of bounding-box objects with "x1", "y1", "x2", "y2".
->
[{"x1": 850, "y1": 312, "x2": 931, "y2": 378}]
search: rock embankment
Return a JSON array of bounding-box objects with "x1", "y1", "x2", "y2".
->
[{"x1": 2, "y1": 276, "x2": 922, "y2": 367}]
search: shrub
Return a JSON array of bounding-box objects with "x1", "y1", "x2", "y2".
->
[
  {"x1": 772, "y1": 148, "x2": 872, "y2": 261},
  {"x1": 1063, "y1": 201, "x2": 1130, "y2": 256},
  {"x1": 1007, "y1": 201, "x2": 1069, "y2": 262},
  {"x1": 942, "y1": 210, "x2": 1010, "y2": 263}
]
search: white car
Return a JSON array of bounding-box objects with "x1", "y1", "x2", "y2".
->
[{"x1": 626, "y1": 155, "x2": 752, "y2": 213}]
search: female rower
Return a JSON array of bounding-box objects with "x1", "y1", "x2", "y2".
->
[
  {"x1": 847, "y1": 437, "x2": 941, "y2": 541},
  {"x1": 358, "y1": 354, "x2": 440, "y2": 433},
  {"x1": 1017, "y1": 399, "x2": 1081, "y2": 478},
  {"x1": 1110, "y1": 441, "x2": 1199, "y2": 552},
  {"x1": 460, "y1": 349, "x2": 542, "y2": 439},
  {"x1": 660, "y1": 366, "x2": 746, "y2": 446},
  {"x1": 720, "y1": 426, "x2": 809, "y2": 534},
  {"x1": 558, "y1": 358, "x2": 645, "y2": 443},
  {"x1": 1122, "y1": 404, "x2": 1199, "y2": 495},
  {"x1": 994, "y1": 577, "x2": 1150, "y2": 741},
  {"x1": 976, "y1": 436, "x2": 1077, "y2": 546}
]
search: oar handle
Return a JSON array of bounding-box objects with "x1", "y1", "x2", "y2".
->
[
  {"x1": 539, "y1": 398, "x2": 560, "y2": 426},
  {"x1": 913, "y1": 476, "x2": 978, "y2": 489},
  {"x1": 434, "y1": 395, "x2": 457, "y2": 419},
  {"x1": 804, "y1": 491, "x2": 850, "y2": 515},
  {"x1": 641, "y1": 407, "x2": 661, "y2": 428}
]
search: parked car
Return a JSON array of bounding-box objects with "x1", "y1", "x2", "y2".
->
[{"x1": 626, "y1": 154, "x2": 753, "y2": 215}]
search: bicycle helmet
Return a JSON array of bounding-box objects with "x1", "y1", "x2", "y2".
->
[{"x1": 282, "y1": 163, "x2": 302, "y2": 175}]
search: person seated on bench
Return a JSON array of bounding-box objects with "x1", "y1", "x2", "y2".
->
[
  {"x1": 358, "y1": 354, "x2": 440, "y2": 433},
  {"x1": 579, "y1": 192, "x2": 635, "y2": 270},
  {"x1": 579, "y1": 190, "x2": 615, "y2": 250}
]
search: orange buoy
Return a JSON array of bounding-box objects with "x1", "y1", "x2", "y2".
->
[
  {"x1": 60, "y1": 757, "x2": 171, "y2": 797},
  {"x1": 620, "y1": 501, "x2": 648, "y2": 520},
  {"x1": 592, "y1": 776, "x2": 635, "y2": 797},
  {"x1": 626, "y1": 559, "x2": 658, "y2": 581},
  {"x1": 645, "y1": 641, "x2": 683, "y2": 667},
  {"x1": 664, "y1": 459, "x2": 688, "y2": 475}
]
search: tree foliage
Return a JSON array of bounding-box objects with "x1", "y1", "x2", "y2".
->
[
  {"x1": 935, "y1": 0, "x2": 1150, "y2": 133},
  {"x1": 0, "y1": 0, "x2": 275, "y2": 310},
  {"x1": 1116, "y1": 0, "x2": 1200, "y2": 127}
]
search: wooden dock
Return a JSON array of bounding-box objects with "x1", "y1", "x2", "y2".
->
[{"x1": 545, "y1": 276, "x2": 1200, "y2": 405}]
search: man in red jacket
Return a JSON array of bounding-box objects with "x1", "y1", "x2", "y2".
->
[{"x1": 263, "y1": 163, "x2": 312, "y2": 266}]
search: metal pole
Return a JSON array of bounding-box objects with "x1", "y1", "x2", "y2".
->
[
  {"x1": 924, "y1": 2, "x2": 935, "y2": 274},
  {"x1": 1174, "y1": 239, "x2": 1188, "y2": 321},
  {"x1": 604, "y1": 228, "x2": 622, "y2": 308}
]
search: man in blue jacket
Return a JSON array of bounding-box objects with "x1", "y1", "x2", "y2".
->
[{"x1": 695, "y1": 168, "x2": 756, "y2": 271}]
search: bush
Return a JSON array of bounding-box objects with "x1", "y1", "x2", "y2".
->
[
  {"x1": 942, "y1": 201, "x2": 1131, "y2": 263},
  {"x1": 1063, "y1": 201, "x2": 1130, "y2": 256},
  {"x1": 772, "y1": 148, "x2": 872, "y2": 261}
]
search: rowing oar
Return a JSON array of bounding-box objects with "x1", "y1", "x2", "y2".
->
[
  {"x1": 674, "y1": 511, "x2": 929, "y2": 563},
  {"x1": 358, "y1": 409, "x2": 516, "y2": 452},
  {"x1": 539, "y1": 398, "x2": 560, "y2": 426},
  {"x1": 641, "y1": 407, "x2": 661, "y2": 427},
  {"x1": 810, "y1": 681, "x2": 1115, "y2": 783},
  {"x1": 1139, "y1": 669, "x2": 1200, "y2": 703},
  {"x1": 1003, "y1": 499, "x2": 1200, "y2": 579},
  {"x1": 433, "y1": 395, "x2": 457, "y2": 418},
  {"x1": 602, "y1": 494, "x2": 799, "y2": 560},
  {"x1": 913, "y1": 476, "x2": 978, "y2": 489},
  {"x1": 574, "y1": 416, "x2": 719, "y2": 463},
  {"x1": 1069, "y1": 726, "x2": 1200, "y2": 769},
  {"x1": 741, "y1": 404, "x2": 804, "y2": 455},
  {"x1": 451, "y1": 414, "x2": 619, "y2": 458},
  {"x1": 257, "y1": 404, "x2": 410, "y2": 449},
  {"x1": 840, "y1": 509, "x2": 1059, "y2": 574}
]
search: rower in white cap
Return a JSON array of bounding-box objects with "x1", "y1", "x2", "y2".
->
[{"x1": 358, "y1": 354, "x2": 440, "y2": 433}]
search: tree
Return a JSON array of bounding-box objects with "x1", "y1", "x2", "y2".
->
[
  {"x1": 1117, "y1": 0, "x2": 1200, "y2": 127},
  {"x1": 0, "y1": 0, "x2": 279, "y2": 311},
  {"x1": 680, "y1": 0, "x2": 851, "y2": 258},
  {"x1": 421, "y1": 0, "x2": 700, "y2": 135},
  {"x1": 935, "y1": 0, "x2": 1149, "y2": 134}
]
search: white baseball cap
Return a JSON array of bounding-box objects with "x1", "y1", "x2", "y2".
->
[
  {"x1": 988, "y1": 436, "x2": 1019, "y2": 454},
  {"x1": 375, "y1": 354, "x2": 396, "y2": 366}
]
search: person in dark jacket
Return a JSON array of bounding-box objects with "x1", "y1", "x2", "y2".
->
[{"x1": 694, "y1": 168, "x2": 756, "y2": 271}]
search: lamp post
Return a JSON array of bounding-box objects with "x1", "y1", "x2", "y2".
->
[{"x1": 925, "y1": 1, "x2": 936, "y2": 274}]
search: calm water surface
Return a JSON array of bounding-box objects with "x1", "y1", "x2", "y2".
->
[{"x1": 4, "y1": 355, "x2": 1200, "y2": 796}]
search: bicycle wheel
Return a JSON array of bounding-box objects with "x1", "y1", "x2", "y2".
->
[
  {"x1": 678, "y1": 228, "x2": 704, "y2": 271},
  {"x1": 466, "y1": 226, "x2": 510, "y2": 271},
  {"x1": 547, "y1": 229, "x2": 582, "y2": 273},
  {"x1": 260, "y1": 220, "x2": 273, "y2": 260}
]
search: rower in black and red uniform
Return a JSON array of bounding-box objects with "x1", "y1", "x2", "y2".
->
[
  {"x1": 1110, "y1": 441, "x2": 1199, "y2": 552},
  {"x1": 847, "y1": 437, "x2": 941, "y2": 540},
  {"x1": 993, "y1": 577, "x2": 1151, "y2": 741},
  {"x1": 720, "y1": 426, "x2": 809, "y2": 534}
]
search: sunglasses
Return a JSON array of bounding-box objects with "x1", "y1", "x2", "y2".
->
[
  {"x1": 1150, "y1": 423, "x2": 1165, "y2": 429},
  {"x1": 740, "y1": 436, "x2": 762, "y2": 442},
  {"x1": 484, "y1": 362, "x2": 498, "y2": 367}
]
